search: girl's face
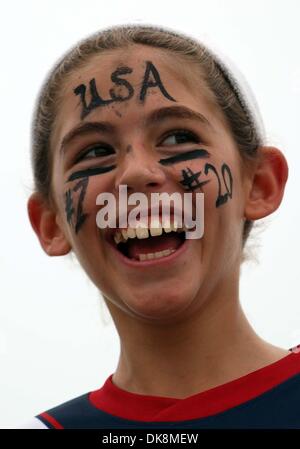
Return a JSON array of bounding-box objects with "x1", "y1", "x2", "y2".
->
[{"x1": 50, "y1": 45, "x2": 249, "y2": 323}]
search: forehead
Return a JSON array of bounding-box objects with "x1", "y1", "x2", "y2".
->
[
  {"x1": 52, "y1": 45, "x2": 225, "y2": 150},
  {"x1": 64, "y1": 45, "x2": 207, "y2": 97}
]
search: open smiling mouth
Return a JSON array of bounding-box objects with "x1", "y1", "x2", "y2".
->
[{"x1": 106, "y1": 220, "x2": 191, "y2": 262}]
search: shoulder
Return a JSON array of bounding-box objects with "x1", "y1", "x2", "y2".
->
[
  {"x1": 18, "y1": 377, "x2": 113, "y2": 429},
  {"x1": 13, "y1": 392, "x2": 93, "y2": 429},
  {"x1": 15, "y1": 417, "x2": 50, "y2": 429},
  {"x1": 34, "y1": 391, "x2": 105, "y2": 429}
]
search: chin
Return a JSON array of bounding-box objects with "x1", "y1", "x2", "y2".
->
[{"x1": 120, "y1": 287, "x2": 198, "y2": 323}]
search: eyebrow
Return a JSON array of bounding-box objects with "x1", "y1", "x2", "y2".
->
[
  {"x1": 59, "y1": 105, "x2": 212, "y2": 155},
  {"x1": 60, "y1": 121, "x2": 116, "y2": 155}
]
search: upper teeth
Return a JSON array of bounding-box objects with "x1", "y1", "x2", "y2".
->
[{"x1": 113, "y1": 219, "x2": 188, "y2": 244}]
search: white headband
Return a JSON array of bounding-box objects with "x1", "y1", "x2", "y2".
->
[{"x1": 202, "y1": 40, "x2": 266, "y2": 144}]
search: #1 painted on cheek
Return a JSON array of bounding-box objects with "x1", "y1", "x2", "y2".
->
[{"x1": 64, "y1": 177, "x2": 89, "y2": 234}]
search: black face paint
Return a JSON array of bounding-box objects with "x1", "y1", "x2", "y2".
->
[
  {"x1": 73, "y1": 177, "x2": 89, "y2": 233},
  {"x1": 180, "y1": 167, "x2": 210, "y2": 192},
  {"x1": 179, "y1": 160, "x2": 233, "y2": 207},
  {"x1": 159, "y1": 149, "x2": 210, "y2": 166},
  {"x1": 74, "y1": 78, "x2": 113, "y2": 120},
  {"x1": 139, "y1": 61, "x2": 176, "y2": 103},
  {"x1": 109, "y1": 66, "x2": 134, "y2": 101},
  {"x1": 74, "y1": 66, "x2": 134, "y2": 120},
  {"x1": 73, "y1": 61, "x2": 176, "y2": 120},
  {"x1": 67, "y1": 165, "x2": 116, "y2": 182},
  {"x1": 64, "y1": 177, "x2": 89, "y2": 234},
  {"x1": 65, "y1": 189, "x2": 75, "y2": 225},
  {"x1": 204, "y1": 162, "x2": 233, "y2": 207}
]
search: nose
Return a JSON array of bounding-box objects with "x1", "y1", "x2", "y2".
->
[{"x1": 114, "y1": 145, "x2": 167, "y2": 194}]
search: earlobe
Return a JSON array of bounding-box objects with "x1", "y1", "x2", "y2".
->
[
  {"x1": 244, "y1": 146, "x2": 289, "y2": 220},
  {"x1": 27, "y1": 192, "x2": 72, "y2": 256}
]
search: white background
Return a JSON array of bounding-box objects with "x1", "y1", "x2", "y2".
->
[{"x1": 0, "y1": 0, "x2": 299, "y2": 428}]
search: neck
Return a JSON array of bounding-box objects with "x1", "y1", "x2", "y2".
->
[{"x1": 105, "y1": 274, "x2": 289, "y2": 399}]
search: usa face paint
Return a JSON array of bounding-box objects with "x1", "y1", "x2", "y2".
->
[{"x1": 74, "y1": 61, "x2": 176, "y2": 120}]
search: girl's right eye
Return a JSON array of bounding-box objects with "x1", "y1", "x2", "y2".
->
[
  {"x1": 75, "y1": 144, "x2": 115, "y2": 163},
  {"x1": 159, "y1": 129, "x2": 200, "y2": 146}
]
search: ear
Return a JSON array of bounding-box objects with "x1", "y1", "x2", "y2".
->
[
  {"x1": 27, "y1": 192, "x2": 72, "y2": 256},
  {"x1": 244, "y1": 146, "x2": 289, "y2": 220}
]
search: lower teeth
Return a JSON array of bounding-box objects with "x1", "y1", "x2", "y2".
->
[{"x1": 138, "y1": 248, "x2": 176, "y2": 261}]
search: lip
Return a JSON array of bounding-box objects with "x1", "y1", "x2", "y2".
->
[{"x1": 106, "y1": 233, "x2": 190, "y2": 269}]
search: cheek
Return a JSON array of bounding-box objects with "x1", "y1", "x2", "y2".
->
[
  {"x1": 61, "y1": 175, "x2": 113, "y2": 237},
  {"x1": 204, "y1": 168, "x2": 245, "y2": 265},
  {"x1": 172, "y1": 158, "x2": 224, "y2": 210},
  {"x1": 176, "y1": 156, "x2": 241, "y2": 236}
]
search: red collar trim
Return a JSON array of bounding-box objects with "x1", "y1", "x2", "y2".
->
[{"x1": 89, "y1": 349, "x2": 300, "y2": 422}]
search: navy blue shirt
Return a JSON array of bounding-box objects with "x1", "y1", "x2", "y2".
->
[{"x1": 35, "y1": 345, "x2": 300, "y2": 429}]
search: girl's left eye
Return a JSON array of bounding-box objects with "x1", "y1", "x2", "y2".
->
[{"x1": 160, "y1": 130, "x2": 199, "y2": 146}]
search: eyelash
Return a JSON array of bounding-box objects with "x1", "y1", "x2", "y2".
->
[
  {"x1": 159, "y1": 129, "x2": 200, "y2": 146},
  {"x1": 74, "y1": 144, "x2": 115, "y2": 163},
  {"x1": 74, "y1": 129, "x2": 200, "y2": 164}
]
